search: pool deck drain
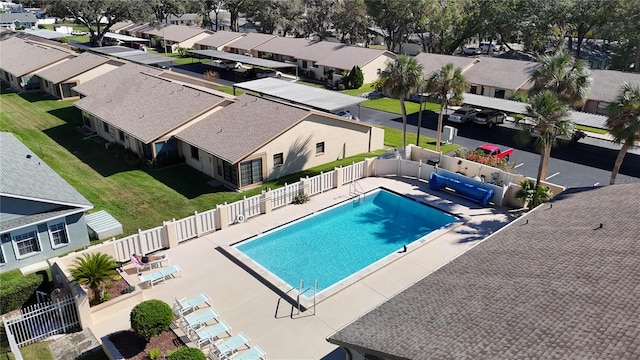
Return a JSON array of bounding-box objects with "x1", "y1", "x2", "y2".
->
[{"x1": 88, "y1": 176, "x2": 514, "y2": 359}]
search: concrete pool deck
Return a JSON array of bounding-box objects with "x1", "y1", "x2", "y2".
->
[{"x1": 89, "y1": 176, "x2": 514, "y2": 359}]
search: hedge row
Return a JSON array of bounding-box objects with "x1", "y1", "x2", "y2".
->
[{"x1": 0, "y1": 271, "x2": 43, "y2": 314}]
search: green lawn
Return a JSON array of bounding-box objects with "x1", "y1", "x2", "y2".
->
[
  {"x1": 576, "y1": 124, "x2": 608, "y2": 134},
  {"x1": 340, "y1": 83, "x2": 377, "y2": 96},
  {"x1": 360, "y1": 97, "x2": 441, "y2": 115},
  {"x1": 380, "y1": 126, "x2": 459, "y2": 154}
]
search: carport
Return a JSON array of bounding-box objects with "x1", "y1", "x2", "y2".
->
[
  {"x1": 462, "y1": 93, "x2": 607, "y2": 128},
  {"x1": 232, "y1": 77, "x2": 367, "y2": 116},
  {"x1": 188, "y1": 49, "x2": 298, "y2": 77},
  {"x1": 103, "y1": 32, "x2": 149, "y2": 44},
  {"x1": 89, "y1": 45, "x2": 173, "y2": 67}
]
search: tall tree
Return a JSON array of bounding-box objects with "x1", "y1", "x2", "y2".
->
[
  {"x1": 148, "y1": 0, "x2": 185, "y2": 25},
  {"x1": 48, "y1": 0, "x2": 151, "y2": 46},
  {"x1": 365, "y1": 0, "x2": 421, "y2": 52},
  {"x1": 530, "y1": 49, "x2": 592, "y2": 106},
  {"x1": 222, "y1": 0, "x2": 248, "y2": 32},
  {"x1": 564, "y1": 0, "x2": 618, "y2": 59},
  {"x1": 302, "y1": 0, "x2": 336, "y2": 40},
  {"x1": 332, "y1": 0, "x2": 370, "y2": 44},
  {"x1": 517, "y1": 90, "x2": 571, "y2": 185},
  {"x1": 244, "y1": 0, "x2": 280, "y2": 34},
  {"x1": 425, "y1": 63, "x2": 468, "y2": 152},
  {"x1": 605, "y1": 83, "x2": 640, "y2": 184},
  {"x1": 376, "y1": 55, "x2": 424, "y2": 156},
  {"x1": 601, "y1": 0, "x2": 640, "y2": 72}
]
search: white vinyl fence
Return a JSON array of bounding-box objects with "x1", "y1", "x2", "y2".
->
[{"x1": 2, "y1": 295, "x2": 80, "y2": 348}]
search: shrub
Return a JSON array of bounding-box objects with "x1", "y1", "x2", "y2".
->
[
  {"x1": 0, "y1": 270, "x2": 43, "y2": 314},
  {"x1": 121, "y1": 286, "x2": 135, "y2": 295},
  {"x1": 149, "y1": 348, "x2": 162, "y2": 360},
  {"x1": 167, "y1": 347, "x2": 206, "y2": 360},
  {"x1": 38, "y1": 24, "x2": 46, "y2": 29},
  {"x1": 342, "y1": 65, "x2": 364, "y2": 89},
  {"x1": 292, "y1": 193, "x2": 310, "y2": 204},
  {"x1": 130, "y1": 300, "x2": 173, "y2": 340},
  {"x1": 70, "y1": 252, "x2": 118, "y2": 304}
]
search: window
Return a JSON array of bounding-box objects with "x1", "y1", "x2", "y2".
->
[
  {"x1": 495, "y1": 89, "x2": 506, "y2": 99},
  {"x1": 597, "y1": 102, "x2": 608, "y2": 115},
  {"x1": 49, "y1": 222, "x2": 69, "y2": 248},
  {"x1": 273, "y1": 153, "x2": 283, "y2": 166},
  {"x1": 119, "y1": 130, "x2": 125, "y2": 142},
  {"x1": 302, "y1": 60, "x2": 308, "y2": 68},
  {"x1": 217, "y1": 158, "x2": 223, "y2": 176},
  {"x1": 190, "y1": 145, "x2": 199, "y2": 160},
  {"x1": 13, "y1": 231, "x2": 40, "y2": 258},
  {"x1": 316, "y1": 142, "x2": 325, "y2": 155},
  {"x1": 0, "y1": 238, "x2": 6, "y2": 265},
  {"x1": 240, "y1": 158, "x2": 263, "y2": 187},
  {"x1": 377, "y1": 68, "x2": 381, "y2": 75},
  {"x1": 103, "y1": 122, "x2": 109, "y2": 132},
  {"x1": 470, "y1": 85, "x2": 477, "y2": 94}
]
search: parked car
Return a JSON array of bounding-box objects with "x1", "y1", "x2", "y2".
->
[
  {"x1": 463, "y1": 47, "x2": 482, "y2": 55},
  {"x1": 480, "y1": 41, "x2": 501, "y2": 53},
  {"x1": 255, "y1": 69, "x2": 283, "y2": 79},
  {"x1": 473, "y1": 110, "x2": 507, "y2": 128},
  {"x1": 448, "y1": 107, "x2": 480, "y2": 123},
  {"x1": 476, "y1": 143, "x2": 513, "y2": 161},
  {"x1": 71, "y1": 30, "x2": 88, "y2": 36},
  {"x1": 335, "y1": 110, "x2": 354, "y2": 120}
]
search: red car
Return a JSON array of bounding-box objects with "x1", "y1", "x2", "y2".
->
[{"x1": 476, "y1": 144, "x2": 513, "y2": 161}]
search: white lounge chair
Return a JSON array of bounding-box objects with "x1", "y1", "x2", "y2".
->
[
  {"x1": 174, "y1": 292, "x2": 212, "y2": 315},
  {"x1": 210, "y1": 332, "x2": 251, "y2": 359},
  {"x1": 138, "y1": 264, "x2": 182, "y2": 287},
  {"x1": 190, "y1": 320, "x2": 231, "y2": 348},
  {"x1": 234, "y1": 346, "x2": 266, "y2": 360},
  {"x1": 182, "y1": 308, "x2": 220, "y2": 332},
  {"x1": 130, "y1": 253, "x2": 168, "y2": 273}
]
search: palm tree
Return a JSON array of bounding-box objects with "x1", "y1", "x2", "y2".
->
[
  {"x1": 529, "y1": 49, "x2": 592, "y2": 106},
  {"x1": 425, "y1": 63, "x2": 468, "y2": 152},
  {"x1": 377, "y1": 55, "x2": 424, "y2": 156},
  {"x1": 515, "y1": 179, "x2": 553, "y2": 210},
  {"x1": 516, "y1": 90, "x2": 570, "y2": 186},
  {"x1": 70, "y1": 252, "x2": 119, "y2": 303},
  {"x1": 605, "y1": 83, "x2": 640, "y2": 185}
]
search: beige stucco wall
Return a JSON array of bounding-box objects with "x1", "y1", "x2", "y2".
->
[
  {"x1": 254, "y1": 114, "x2": 384, "y2": 181},
  {"x1": 361, "y1": 53, "x2": 395, "y2": 84},
  {"x1": 178, "y1": 32, "x2": 211, "y2": 49},
  {"x1": 469, "y1": 84, "x2": 514, "y2": 99}
]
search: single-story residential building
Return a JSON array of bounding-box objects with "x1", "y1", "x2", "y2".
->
[
  {"x1": 462, "y1": 56, "x2": 539, "y2": 98},
  {"x1": 583, "y1": 69, "x2": 640, "y2": 114},
  {"x1": 315, "y1": 46, "x2": 397, "y2": 84},
  {"x1": 166, "y1": 13, "x2": 201, "y2": 26},
  {"x1": 328, "y1": 183, "x2": 640, "y2": 359},
  {"x1": 0, "y1": 12, "x2": 37, "y2": 31},
  {"x1": 143, "y1": 25, "x2": 212, "y2": 53},
  {"x1": 194, "y1": 30, "x2": 246, "y2": 51},
  {"x1": 0, "y1": 132, "x2": 93, "y2": 273},
  {"x1": 36, "y1": 52, "x2": 123, "y2": 100},
  {"x1": 176, "y1": 94, "x2": 384, "y2": 190},
  {"x1": 0, "y1": 37, "x2": 76, "y2": 91},
  {"x1": 72, "y1": 63, "x2": 233, "y2": 162},
  {"x1": 223, "y1": 32, "x2": 277, "y2": 56},
  {"x1": 109, "y1": 21, "x2": 135, "y2": 33}
]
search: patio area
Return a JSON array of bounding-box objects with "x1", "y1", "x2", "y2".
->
[{"x1": 90, "y1": 176, "x2": 513, "y2": 359}]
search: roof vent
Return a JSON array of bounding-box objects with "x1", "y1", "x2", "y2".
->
[{"x1": 26, "y1": 154, "x2": 32, "y2": 159}]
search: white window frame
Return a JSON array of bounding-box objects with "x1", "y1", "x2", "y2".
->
[
  {"x1": 48, "y1": 221, "x2": 70, "y2": 249},
  {"x1": 11, "y1": 228, "x2": 42, "y2": 260},
  {"x1": 316, "y1": 142, "x2": 325, "y2": 155},
  {"x1": 0, "y1": 242, "x2": 6, "y2": 265}
]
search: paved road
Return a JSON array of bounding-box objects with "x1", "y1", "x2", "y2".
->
[{"x1": 350, "y1": 105, "x2": 640, "y2": 188}]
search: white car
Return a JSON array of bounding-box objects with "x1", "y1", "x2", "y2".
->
[
  {"x1": 463, "y1": 47, "x2": 482, "y2": 55},
  {"x1": 480, "y1": 41, "x2": 501, "y2": 53},
  {"x1": 335, "y1": 110, "x2": 354, "y2": 120}
]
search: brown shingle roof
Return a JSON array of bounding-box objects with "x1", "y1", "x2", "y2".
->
[
  {"x1": 328, "y1": 184, "x2": 640, "y2": 359},
  {"x1": 464, "y1": 56, "x2": 539, "y2": 90},
  {"x1": 225, "y1": 32, "x2": 277, "y2": 52},
  {"x1": 589, "y1": 69, "x2": 640, "y2": 103},
  {"x1": 35, "y1": 52, "x2": 111, "y2": 84},
  {"x1": 253, "y1": 38, "x2": 348, "y2": 61},
  {"x1": 73, "y1": 63, "x2": 225, "y2": 143},
  {"x1": 414, "y1": 53, "x2": 478, "y2": 77},
  {"x1": 195, "y1": 30, "x2": 245, "y2": 48},
  {"x1": 176, "y1": 94, "x2": 310, "y2": 163},
  {"x1": 315, "y1": 46, "x2": 395, "y2": 71},
  {"x1": 0, "y1": 37, "x2": 75, "y2": 77},
  {"x1": 144, "y1": 25, "x2": 208, "y2": 43}
]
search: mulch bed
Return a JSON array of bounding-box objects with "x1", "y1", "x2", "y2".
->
[
  {"x1": 87, "y1": 277, "x2": 131, "y2": 306},
  {"x1": 109, "y1": 329, "x2": 184, "y2": 360}
]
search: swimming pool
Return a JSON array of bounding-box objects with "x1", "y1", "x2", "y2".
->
[{"x1": 231, "y1": 188, "x2": 459, "y2": 303}]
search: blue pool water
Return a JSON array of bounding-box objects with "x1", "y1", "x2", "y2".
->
[{"x1": 236, "y1": 189, "x2": 457, "y2": 292}]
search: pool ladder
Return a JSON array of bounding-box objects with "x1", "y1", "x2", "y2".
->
[
  {"x1": 349, "y1": 181, "x2": 365, "y2": 203},
  {"x1": 295, "y1": 279, "x2": 317, "y2": 316}
]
